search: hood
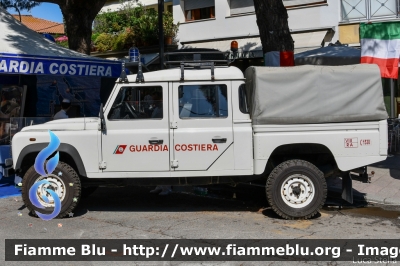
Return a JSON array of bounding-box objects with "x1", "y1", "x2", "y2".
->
[{"x1": 21, "y1": 117, "x2": 99, "y2": 132}]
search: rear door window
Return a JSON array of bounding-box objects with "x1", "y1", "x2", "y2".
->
[{"x1": 178, "y1": 84, "x2": 228, "y2": 119}]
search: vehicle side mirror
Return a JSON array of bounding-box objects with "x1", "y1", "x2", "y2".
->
[{"x1": 99, "y1": 103, "x2": 106, "y2": 131}]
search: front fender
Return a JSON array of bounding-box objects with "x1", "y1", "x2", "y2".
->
[{"x1": 15, "y1": 143, "x2": 87, "y2": 176}]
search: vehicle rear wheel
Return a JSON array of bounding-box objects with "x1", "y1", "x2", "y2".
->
[
  {"x1": 266, "y1": 159, "x2": 327, "y2": 220},
  {"x1": 21, "y1": 162, "x2": 81, "y2": 219}
]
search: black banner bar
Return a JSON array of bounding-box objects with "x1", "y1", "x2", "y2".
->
[{"x1": 5, "y1": 239, "x2": 400, "y2": 262}]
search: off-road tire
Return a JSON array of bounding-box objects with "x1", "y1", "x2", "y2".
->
[
  {"x1": 21, "y1": 162, "x2": 81, "y2": 218},
  {"x1": 266, "y1": 159, "x2": 327, "y2": 220}
]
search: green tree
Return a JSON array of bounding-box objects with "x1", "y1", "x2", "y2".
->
[
  {"x1": 2, "y1": 0, "x2": 107, "y2": 55},
  {"x1": 0, "y1": 0, "x2": 40, "y2": 21},
  {"x1": 253, "y1": 0, "x2": 294, "y2": 65},
  {"x1": 93, "y1": 4, "x2": 179, "y2": 48},
  {"x1": 0, "y1": 0, "x2": 39, "y2": 10},
  {"x1": 36, "y1": 0, "x2": 107, "y2": 55}
]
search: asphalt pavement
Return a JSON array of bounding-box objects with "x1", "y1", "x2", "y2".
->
[
  {"x1": 1, "y1": 183, "x2": 400, "y2": 266},
  {"x1": 2, "y1": 157, "x2": 400, "y2": 265},
  {"x1": 2, "y1": 154, "x2": 400, "y2": 207}
]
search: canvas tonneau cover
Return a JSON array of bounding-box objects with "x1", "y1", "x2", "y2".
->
[{"x1": 244, "y1": 64, "x2": 388, "y2": 125}]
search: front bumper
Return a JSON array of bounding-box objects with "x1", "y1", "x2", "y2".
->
[{"x1": 3, "y1": 158, "x2": 15, "y2": 178}]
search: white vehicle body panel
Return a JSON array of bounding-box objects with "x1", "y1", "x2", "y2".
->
[
  {"x1": 13, "y1": 119, "x2": 100, "y2": 174},
  {"x1": 101, "y1": 82, "x2": 170, "y2": 172},
  {"x1": 231, "y1": 80, "x2": 253, "y2": 172},
  {"x1": 10, "y1": 66, "x2": 387, "y2": 181},
  {"x1": 170, "y1": 81, "x2": 234, "y2": 171}
]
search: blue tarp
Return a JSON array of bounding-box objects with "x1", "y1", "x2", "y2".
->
[
  {"x1": 0, "y1": 145, "x2": 20, "y2": 199},
  {"x1": 0, "y1": 175, "x2": 20, "y2": 199}
]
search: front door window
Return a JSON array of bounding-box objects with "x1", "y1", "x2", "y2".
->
[
  {"x1": 101, "y1": 84, "x2": 169, "y2": 172},
  {"x1": 108, "y1": 86, "x2": 163, "y2": 120}
]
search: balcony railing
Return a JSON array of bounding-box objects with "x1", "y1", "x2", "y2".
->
[{"x1": 341, "y1": 0, "x2": 400, "y2": 22}]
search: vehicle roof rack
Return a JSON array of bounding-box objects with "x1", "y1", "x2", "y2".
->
[
  {"x1": 165, "y1": 50, "x2": 228, "y2": 82},
  {"x1": 118, "y1": 56, "x2": 146, "y2": 84},
  {"x1": 135, "y1": 57, "x2": 145, "y2": 83},
  {"x1": 179, "y1": 62, "x2": 215, "y2": 81},
  {"x1": 118, "y1": 62, "x2": 128, "y2": 83},
  {"x1": 165, "y1": 50, "x2": 228, "y2": 67}
]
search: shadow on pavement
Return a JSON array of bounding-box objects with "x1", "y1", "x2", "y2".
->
[
  {"x1": 76, "y1": 184, "x2": 267, "y2": 215},
  {"x1": 370, "y1": 154, "x2": 400, "y2": 180},
  {"x1": 326, "y1": 175, "x2": 368, "y2": 207},
  {"x1": 73, "y1": 183, "x2": 356, "y2": 220}
]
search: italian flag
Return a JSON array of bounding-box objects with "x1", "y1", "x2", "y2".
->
[
  {"x1": 264, "y1": 51, "x2": 294, "y2": 67},
  {"x1": 360, "y1": 22, "x2": 400, "y2": 79}
]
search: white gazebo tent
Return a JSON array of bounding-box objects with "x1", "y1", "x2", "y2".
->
[
  {"x1": 0, "y1": 7, "x2": 121, "y2": 78},
  {"x1": 0, "y1": 7, "x2": 122, "y2": 143}
]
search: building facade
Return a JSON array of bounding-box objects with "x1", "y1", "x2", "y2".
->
[
  {"x1": 339, "y1": 0, "x2": 400, "y2": 45},
  {"x1": 172, "y1": 0, "x2": 400, "y2": 115},
  {"x1": 98, "y1": 0, "x2": 400, "y2": 115},
  {"x1": 173, "y1": 0, "x2": 400, "y2": 59},
  {"x1": 101, "y1": 0, "x2": 172, "y2": 13},
  {"x1": 100, "y1": 0, "x2": 400, "y2": 55}
]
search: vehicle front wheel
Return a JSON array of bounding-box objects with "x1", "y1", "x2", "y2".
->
[
  {"x1": 21, "y1": 162, "x2": 81, "y2": 218},
  {"x1": 266, "y1": 159, "x2": 327, "y2": 220}
]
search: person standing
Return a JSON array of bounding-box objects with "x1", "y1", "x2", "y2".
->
[
  {"x1": 151, "y1": 91, "x2": 163, "y2": 118},
  {"x1": 53, "y1": 99, "x2": 71, "y2": 119},
  {"x1": 143, "y1": 91, "x2": 154, "y2": 116}
]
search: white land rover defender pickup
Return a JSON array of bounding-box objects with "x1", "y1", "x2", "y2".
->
[{"x1": 4, "y1": 60, "x2": 388, "y2": 220}]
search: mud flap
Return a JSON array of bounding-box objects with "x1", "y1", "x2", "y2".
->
[{"x1": 341, "y1": 171, "x2": 353, "y2": 204}]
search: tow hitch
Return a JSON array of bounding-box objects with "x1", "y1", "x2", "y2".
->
[{"x1": 351, "y1": 166, "x2": 374, "y2": 183}]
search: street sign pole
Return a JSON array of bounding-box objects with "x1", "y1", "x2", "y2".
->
[
  {"x1": 158, "y1": 0, "x2": 164, "y2": 70},
  {"x1": 391, "y1": 78, "x2": 395, "y2": 118}
]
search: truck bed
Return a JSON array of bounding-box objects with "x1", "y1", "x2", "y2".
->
[
  {"x1": 245, "y1": 65, "x2": 388, "y2": 125},
  {"x1": 252, "y1": 120, "x2": 388, "y2": 174}
]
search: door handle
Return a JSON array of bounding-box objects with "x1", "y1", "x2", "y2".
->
[
  {"x1": 149, "y1": 139, "x2": 163, "y2": 144},
  {"x1": 212, "y1": 138, "x2": 227, "y2": 143}
]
